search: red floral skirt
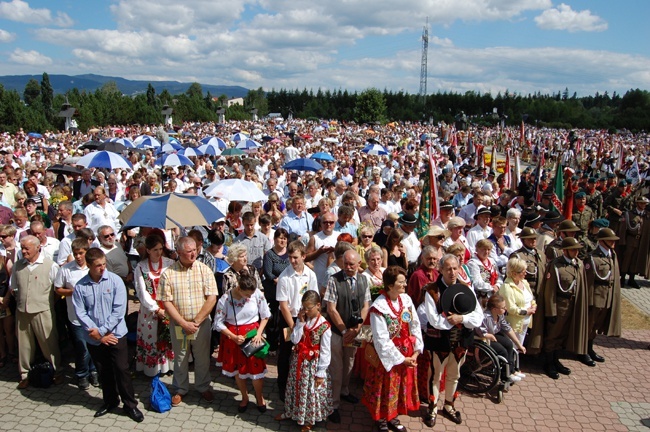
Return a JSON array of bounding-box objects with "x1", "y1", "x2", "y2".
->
[
  {"x1": 216, "y1": 322, "x2": 267, "y2": 379},
  {"x1": 362, "y1": 359, "x2": 420, "y2": 421}
]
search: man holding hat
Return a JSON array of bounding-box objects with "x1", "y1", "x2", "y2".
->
[
  {"x1": 571, "y1": 191, "x2": 594, "y2": 240},
  {"x1": 603, "y1": 180, "x2": 627, "y2": 233},
  {"x1": 617, "y1": 196, "x2": 650, "y2": 288},
  {"x1": 423, "y1": 255, "x2": 482, "y2": 426},
  {"x1": 542, "y1": 237, "x2": 591, "y2": 379},
  {"x1": 545, "y1": 220, "x2": 581, "y2": 261},
  {"x1": 584, "y1": 228, "x2": 622, "y2": 363},
  {"x1": 537, "y1": 209, "x2": 563, "y2": 252}
]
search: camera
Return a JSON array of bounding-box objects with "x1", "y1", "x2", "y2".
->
[{"x1": 346, "y1": 298, "x2": 363, "y2": 328}]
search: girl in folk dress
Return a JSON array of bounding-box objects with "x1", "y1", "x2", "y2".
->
[
  {"x1": 363, "y1": 266, "x2": 423, "y2": 432},
  {"x1": 275, "y1": 291, "x2": 333, "y2": 431},
  {"x1": 134, "y1": 234, "x2": 175, "y2": 377}
]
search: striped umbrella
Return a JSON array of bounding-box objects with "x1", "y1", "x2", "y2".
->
[
  {"x1": 200, "y1": 136, "x2": 227, "y2": 149},
  {"x1": 231, "y1": 132, "x2": 249, "y2": 143},
  {"x1": 154, "y1": 153, "x2": 194, "y2": 167},
  {"x1": 197, "y1": 144, "x2": 222, "y2": 156},
  {"x1": 76, "y1": 151, "x2": 133, "y2": 170},
  {"x1": 179, "y1": 147, "x2": 204, "y2": 158},
  {"x1": 134, "y1": 135, "x2": 162, "y2": 149}
]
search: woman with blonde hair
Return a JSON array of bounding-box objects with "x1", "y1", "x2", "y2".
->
[{"x1": 500, "y1": 257, "x2": 537, "y2": 351}]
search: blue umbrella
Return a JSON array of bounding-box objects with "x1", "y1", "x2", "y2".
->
[
  {"x1": 168, "y1": 137, "x2": 182, "y2": 145},
  {"x1": 200, "y1": 136, "x2": 227, "y2": 149},
  {"x1": 118, "y1": 193, "x2": 224, "y2": 230},
  {"x1": 135, "y1": 135, "x2": 162, "y2": 149},
  {"x1": 154, "y1": 153, "x2": 194, "y2": 167},
  {"x1": 231, "y1": 132, "x2": 249, "y2": 143},
  {"x1": 156, "y1": 143, "x2": 183, "y2": 154},
  {"x1": 235, "y1": 138, "x2": 262, "y2": 150},
  {"x1": 361, "y1": 144, "x2": 389, "y2": 156},
  {"x1": 106, "y1": 137, "x2": 135, "y2": 148},
  {"x1": 76, "y1": 151, "x2": 133, "y2": 170},
  {"x1": 197, "y1": 144, "x2": 222, "y2": 156},
  {"x1": 310, "y1": 152, "x2": 335, "y2": 162},
  {"x1": 283, "y1": 158, "x2": 323, "y2": 172},
  {"x1": 179, "y1": 147, "x2": 204, "y2": 157},
  {"x1": 28, "y1": 132, "x2": 43, "y2": 139}
]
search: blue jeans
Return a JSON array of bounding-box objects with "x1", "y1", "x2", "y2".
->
[{"x1": 70, "y1": 323, "x2": 96, "y2": 379}]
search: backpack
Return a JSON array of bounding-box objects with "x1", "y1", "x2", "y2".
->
[
  {"x1": 150, "y1": 375, "x2": 172, "y2": 413},
  {"x1": 28, "y1": 361, "x2": 54, "y2": 388}
]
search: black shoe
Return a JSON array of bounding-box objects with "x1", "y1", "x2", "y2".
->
[
  {"x1": 577, "y1": 354, "x2": 596, "y2": 367},
  {"x1": 124, "y1": 407, "x2": 144, "y2": 423},
  {"x1": 423, "y1": 411, "x2": 437, "y2": 428},
  {"x1": 555, "y1": 360, "x2": 571, "y2": 375},
  {"x1": 439, "y1": 405, "x2": 462, "y2": 425},
  {"x1": 387, "y1": 418, "x2": 407, "y2": 432},
  {"x1": 78, "y1": 377, "x2": 90, "y2": 390},
  {"x1": 89, "y1": 371, "x2": 100, "y2": 387},
  {"x1": 94, "y1": 403, "x2": 118, "y2": 418},
  {"x1": 328, "y1": 409, "x2": 341, "y2": 424},
  {"x1": 545, "y1": 362, "x2": 559, "y2": 379},
  {"x1": 376, "y1": 419, "x2": 389, "y2": 432},
  {"x1": 629, "y1": 279, "x2": 641, "y2": 289},
  {"x1": 340, "y1": 393, "x2": 360, "y2": 404},
  {"x1": 588, "y1": 342, "x2": 605, "y2": 363}
]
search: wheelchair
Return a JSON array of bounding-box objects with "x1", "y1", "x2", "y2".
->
[{"x1": 458, "y1": 338, "x2": 516, "y2": 403}]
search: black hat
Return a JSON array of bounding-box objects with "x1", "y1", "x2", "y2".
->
[
  {"x1": 474, "y1": 205, "x2": 492, "y2": 219},
  {"x1": 523, "y1": 213, "x2": 542, "y2": 226},
  {"x1": 441, "y1": 284, "x2": 478, "y2": 316},
  {"x1": 490, "y1": 205, "x2": 501, "y2": 217},
  {"x1": 399, "y1": 213, "x2": 418, "y2": 225},
  {"x1": 541, "y1": 209, "x2": 563, "y2": 224},
  {"x1": 440, "y1": 201, "x2": 454, "y2": 210},
  {"x1": 542, "y1": 189, "x2": 553, "y2": 198}
]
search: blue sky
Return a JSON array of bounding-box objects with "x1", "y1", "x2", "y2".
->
[{"x1": 0, "y1": 0, "x2": 648, "y2": 96}]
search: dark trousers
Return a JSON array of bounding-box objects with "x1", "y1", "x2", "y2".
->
[
  {"x1": 491, "y1": 332, "x2": 517, "y2": 372},
  {"x1": 87, "y1": 337, "x2": 138, "y2": 410},
  {"x1": 276, "y1": 315, "x2": 296, "y2": 398}
]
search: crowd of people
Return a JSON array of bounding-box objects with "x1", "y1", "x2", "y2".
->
[{"x1": 0, "y1": 118, "x2": 647, "y2": 430}]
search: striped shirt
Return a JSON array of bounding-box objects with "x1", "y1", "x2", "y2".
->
[{"x1": 159, "y1": 260, "x2": 218, "y2": 321}]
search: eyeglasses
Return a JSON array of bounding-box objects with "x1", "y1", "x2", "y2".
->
[
  {"x1": 362, "y1": 235, "x2": 373, "y2": 239},
  {"x1": 103, "y1": 233, "x2": 115, "y2": 239},
  {"x1": 322, "y1": 221, "x2": 335, "y2": 225}
]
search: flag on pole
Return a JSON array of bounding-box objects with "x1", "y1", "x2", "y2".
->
[
  {"x1": 467, "y1": 132, "x2": 474, "y2": 156},
  {"x1": 520, "y1": 121, "x2": 525, "y2": 149},
  {"x1": 490, "y1": 146, "x2": 498, "y2": 175},
  {"x1": 562, "y1": 177, "x2": 574, "y2": 220},
  {"x1": 504, "y1": 149, "x2": 512, "y2": 189},
  {"x1": 533, "y1": 150, "x2": 545, "y2": 202},
  {"x1": 616, "y1": 141, "x2": 624, "y2": 171},
  {"x1": 476, "y1": 143, "x2": 485, "y2": 168},
  {"x1": 416, "y1": 143, "x2": 440, "y2": 239},
  {"x1": 514, "y1": 150, "x2": 521, "y2": 189},
  {"x1": 551, "y1": 162, "x2": 564, "y2": 213}
]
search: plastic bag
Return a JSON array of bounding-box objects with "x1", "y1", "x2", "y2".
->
[{"x1": 150, "y1": 375, "x2": 172, "y2": 413}]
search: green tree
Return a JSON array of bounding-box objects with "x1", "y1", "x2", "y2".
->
[
  {"x1": 355, "y1": 88, "x2": 387, "y2": 124},
  {"x1": 41, "y1": 72, "x2": 54, "y2": 121},
  {"x1": 101, "y1": 81, "x2": 121, "y2": 95},
  {"x1": 23, "y1": 79, "x2": 41, "y2": 107},
  {"x1": 186, "y1": 82, "x2": 203, "y2": 99},
  {"x1": 146, "y1": 83, "x2": 156, "y2": 106}
]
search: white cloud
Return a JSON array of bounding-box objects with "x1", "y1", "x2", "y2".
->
[
  {"x1": 535, "y1": 4, "x2": 607, "y2": 32},
  {"x1": 0, "y1": 0, "x2": 72, "y2": 27},
  {"x1": 9, "y1": 48, "x2": 52, "y2": 66},
  {"x1": 0, "y1": 28, "x2": 15, "y2": 42}
]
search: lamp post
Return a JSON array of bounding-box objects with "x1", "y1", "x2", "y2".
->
[
  {"x1": 216, "y1": 105, "x2": 225, "y2": 124},
  {"x1": 161, "y1": 104, "x2": 173, "y2": 127},
  {"x1": 250, "y1": 105, "x2": 258, "y2": 122}
]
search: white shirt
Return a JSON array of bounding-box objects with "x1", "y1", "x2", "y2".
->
[
  {"x1": 290, "y1": 315, "x2": 331, "y2": 378},
  {"x1": 312, "y1": 230, "x2": 340, "y2": 289},
  {"x1": 401, "y1": 231, "x2": 421, "y2": 264},
  {"x1": 424, "y1": 284, "x2": 483, "y2": 330},
  {"x1": 54, "y1": 260, "x2": 89, "y2": 326},
  {"x1": 40, "y1": 237, "x2": 60, "y2": 263},
  {"x1": 466, "y1": 224, "x2": 493, "y2": 255},
  {"x1": 84, "y1": 201, "x2": 120, "y2": 233},
  {"x1": 276, "y1": 265, "x2": 318, "y2": 317},
  {"x1": 213, "y1": 289, "x2": 271, "y2": 330}
]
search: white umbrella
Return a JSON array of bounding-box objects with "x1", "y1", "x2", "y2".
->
[
  {"x1": 203, "y1": 179, "x2": 267, "y2": 202},
  {"x1": 76, "y1": 151, "x2": 133, "y2": 170}
]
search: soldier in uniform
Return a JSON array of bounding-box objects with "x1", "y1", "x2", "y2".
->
[
  {"x1": 571, "y1": 191, "x2": 594, "y2": 240},
  {"x1": 511, "y1": 227, "x2": 547, "y2": 354},
  {"x1": 583, "y1": 178, "x2": 603, "y2": 219},
  {"x1": 617, "y1": 196, "x2": 650, "y2": 288},
  {"x1": 537, "y1": 210, "x2": 562, "y2": 253},
  {"x1": 603, "y1": 180, "x2": 627, "y2": 234},
  {"x1": 584, "y1": 228, "x2": 622, "y2": 363},
  {"x1": 542, "y1": 237, "x2": 591, "y2": 379},
  {"x1": 582, "y1": 219, "x2": 609, "y2": 257},
  {"x1": 545, "y1": 220, "x2": 581, "y2": 261}
]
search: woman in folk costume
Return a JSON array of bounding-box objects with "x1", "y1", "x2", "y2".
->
[
  {"x1": 363, "y1": 266, "x2": 423, "y2": 432},
  {"x1": 275, "y1": 291, "x2": 332, "y2": 431},
  {"x1": 134, "y1": 232, "x2": 175, "y2": 377},
  {"x1": 445, "y1": 243, "x2": 473, "y2": 287},
  {"x1": 467, "y1": 239, "x2": 502, "y2": 309}
]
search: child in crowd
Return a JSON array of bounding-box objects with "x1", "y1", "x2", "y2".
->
[{"x1": 275, "y1": 291, "x2": 332, "y2": 431}]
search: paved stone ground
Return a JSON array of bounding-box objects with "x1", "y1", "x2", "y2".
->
[{"x1": 1, "y1": 293, "x2": 649, "y2": 431}]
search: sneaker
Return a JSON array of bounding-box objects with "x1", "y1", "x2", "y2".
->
[
  {"x1": 514, "y1": 371, "x2": 526, "y2": 379},
  {"x1": 508, "y1": 375, "x2": 522, "y2": 383},
  {"x1": 78, "y1": 377, "x2": 90, "y2": 390}
]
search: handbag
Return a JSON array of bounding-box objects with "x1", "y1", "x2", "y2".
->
[
  {"x1": 150, "y1": 375, "x2": 172, "y2": 413},
  {"x1": 231, "y1": 295, "x2": 269, "y2": 358},
  {"x1": 28, "y1": 361, "x2": 54, "y2": 388},
  {"x1": 364, "y1": 341, "x2": 381, "y2": 368}
]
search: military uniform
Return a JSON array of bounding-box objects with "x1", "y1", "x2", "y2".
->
[
  {"x1": 544, "y1": 237, "x2": 563, "y2": 262},
  {"x1": 536, "y1": 226, "x2": 556, "y2": 254},
  {"x1": 603, "y1": 189, "x2": 626, "y2": 233},
  {"x1": 571, "y1": 205, "x2": 594, "y2": 240},
  {"x1": 585, "y1": 245, "x2": 621, "y2": 340},
  {"x1": 617, "y1": 205, "x2": 650, "y2": 281},
  {"x1": 584, "y1": 189, "x2": 603, "y2": 219},
  {"x1": 581, "y1": 233, "x2": 598, "y2": 260}
]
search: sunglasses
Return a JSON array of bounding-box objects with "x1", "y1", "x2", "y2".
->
[
  {"x1": 0, "y1": 235, "x2": 9, "y2": 239},
  {"x1": 103, "y1": 233, "x2": 115, "y2": 239},
  {"x1": 361, "y1": 235, "x2": 373, "y2": 239},
  {"x1": 322, "y1": 221, "x2": 335, "y2": 225}
]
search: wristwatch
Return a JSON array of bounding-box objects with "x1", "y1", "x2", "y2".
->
[{"x1": 341, "y1": 329, "x2": 348, "y2": 335}]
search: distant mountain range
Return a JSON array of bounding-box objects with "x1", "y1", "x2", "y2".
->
[{"x1": 0, "y1": 73, "x2": 249, "y2": 98}]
